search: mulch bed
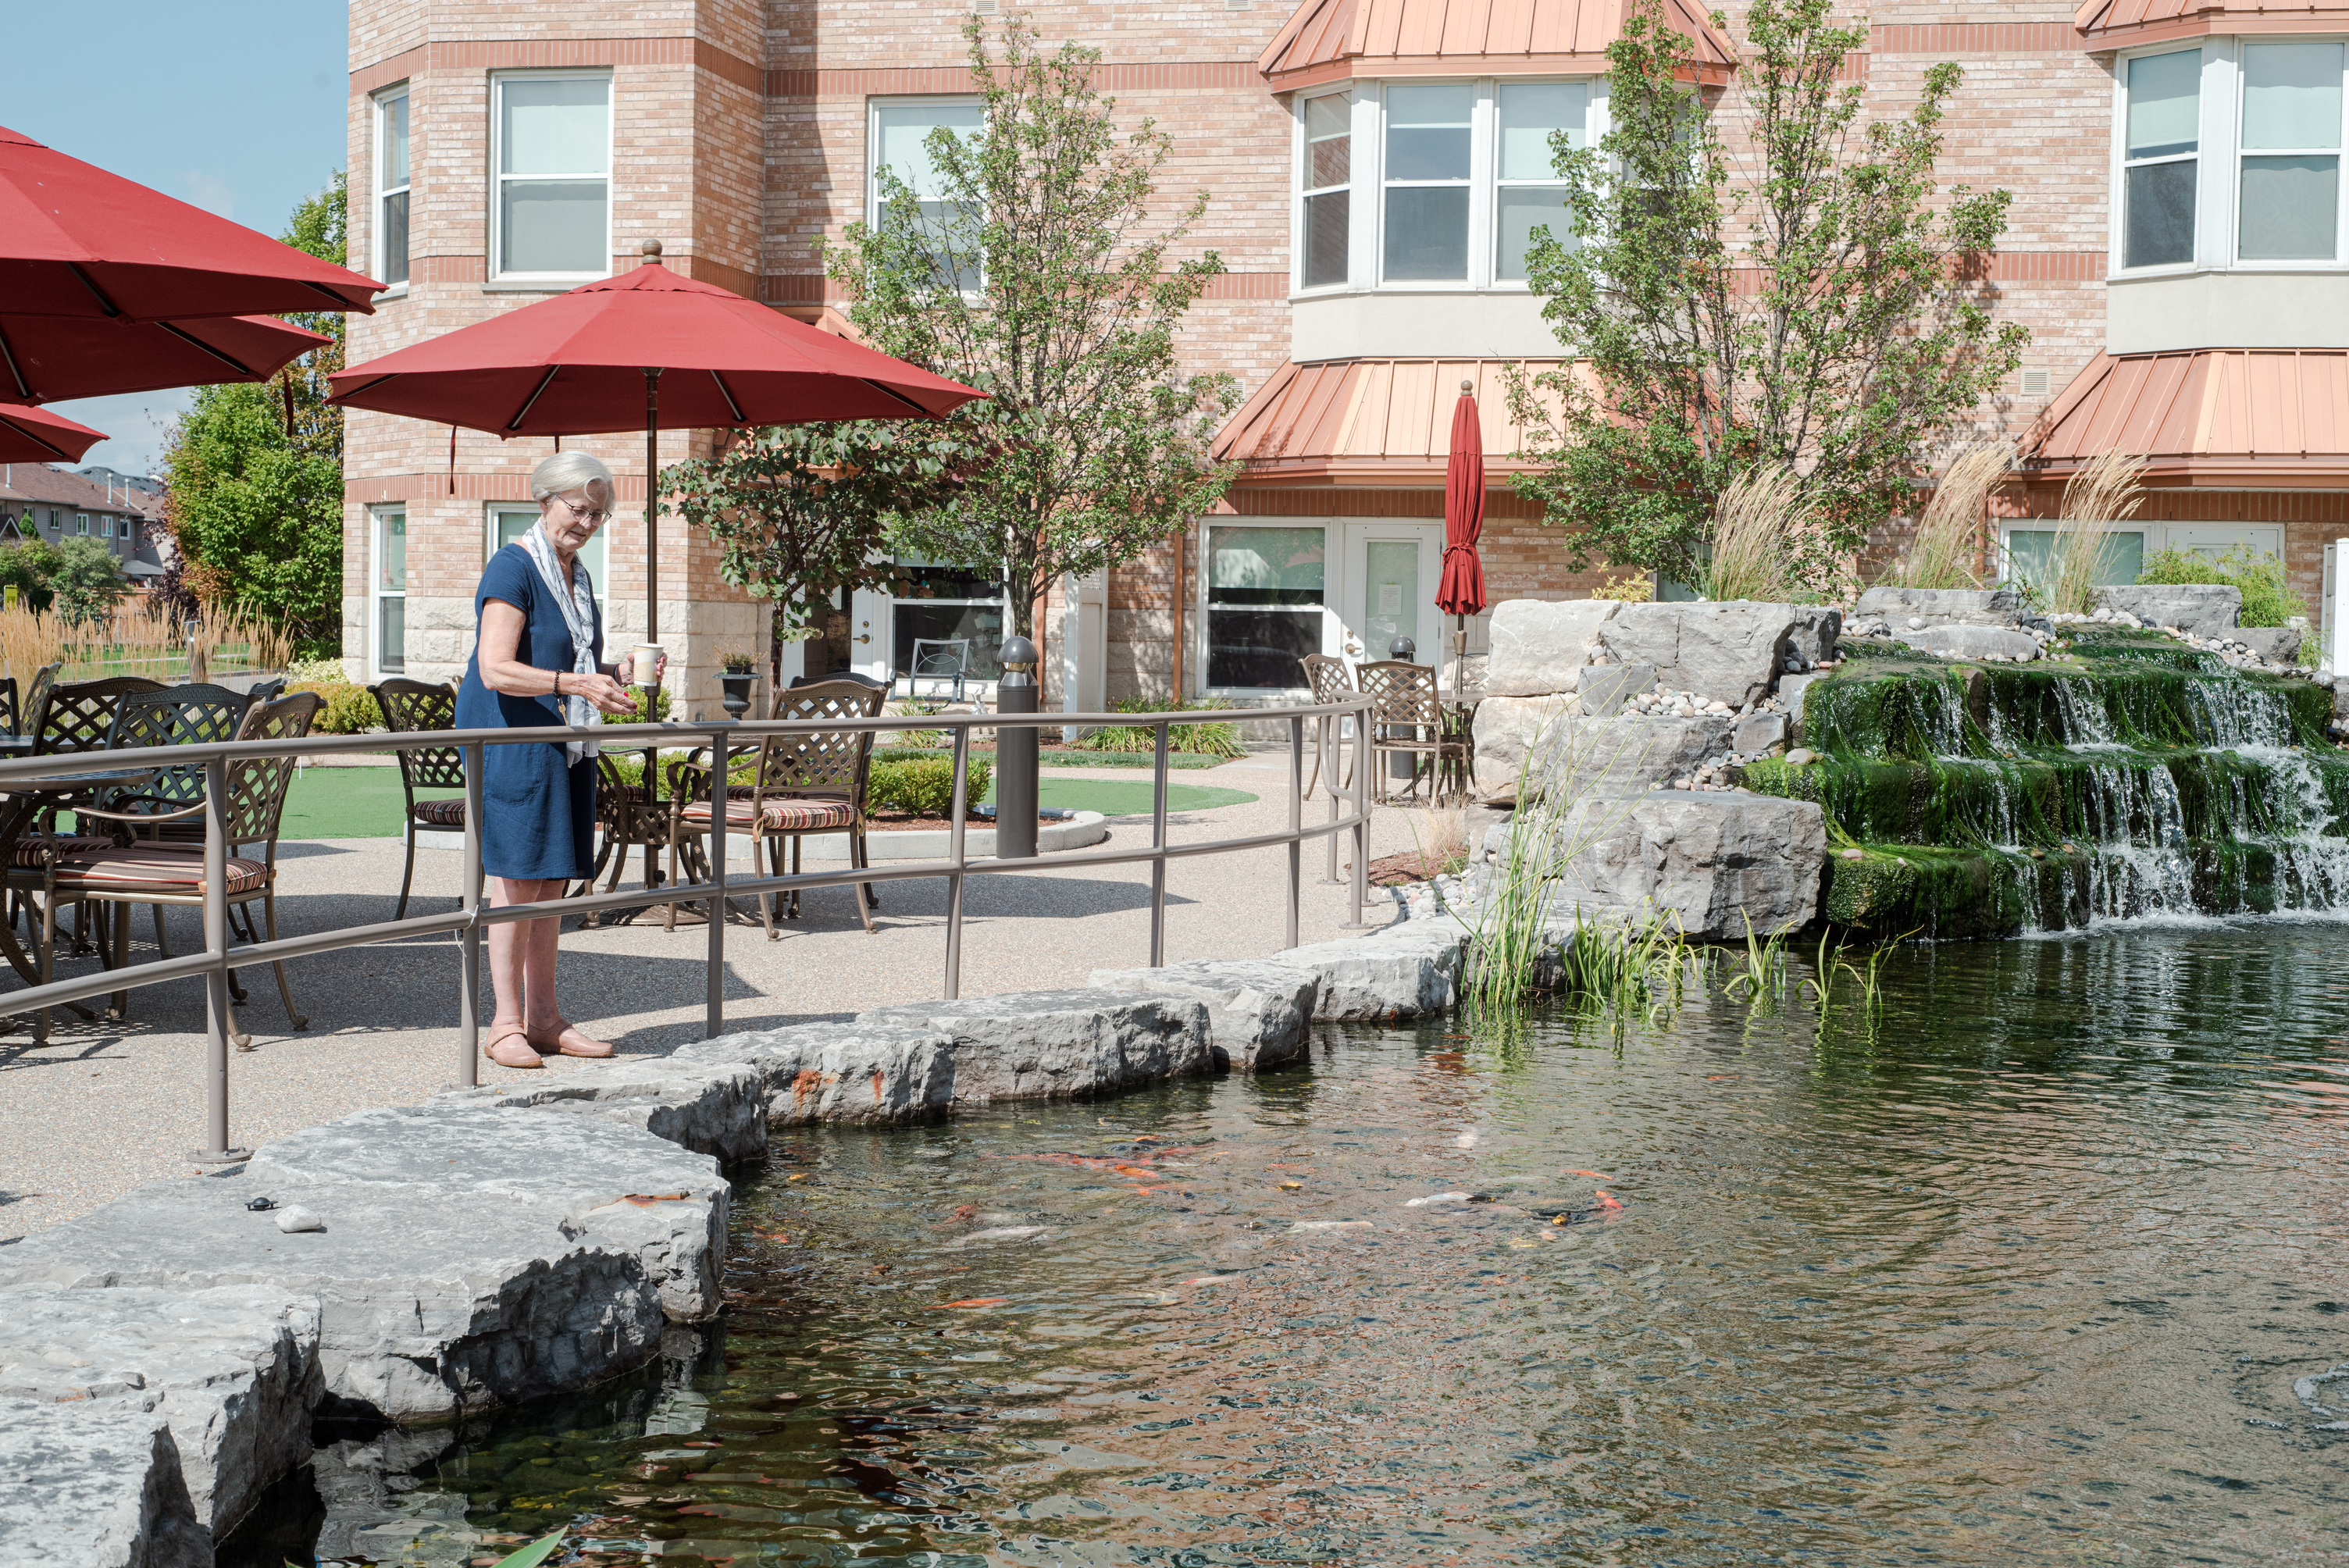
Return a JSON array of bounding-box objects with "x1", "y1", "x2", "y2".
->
[
  {"x1": 1367, "y1": 850, "x2": 1468, "y2": 887},
  {"x1": 865, "y1": 811, "x2": 1053, "y2": 832}
]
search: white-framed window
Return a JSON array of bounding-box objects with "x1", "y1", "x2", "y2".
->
[
  {"x1": 1299, "y1": 91, "x2": 1352, "y2": 290},
  {"x1": 490, "y1": 71, "x2": 611, "y2": 280},
  {"x1": 46, "y1": 510, "x2": 58, "y2": 532},
  {"x1": 869, "y1": 97, "x2": 986, "y2": 292},
  {"x1": 490, "y1": 505, "x2": 606, "y2": 625},
  {"x1": 372, "y1": 505, "x2": 406, "y2": 677},
  {"x1": 1998, "y1": 519, "x2": 2285, "y2": 588},
  {"x1": 2120, "y1": 49, "x2": 2201, "y2": 269},
  {"x1": 99, "y1": 516, "x2": 112, "y2": 539},
  {"x1": 375, "y1": 85, "x2": 411, "y2": 288},
  {"x1": 75, "y1": 513, "x2": 87, "y2": 536},
  {"x1": 1383, "y1": 84, "x2": 1475, "y2": 282},
  {"x1": 887, "y1": 556, "x2": 1004, "y2": 693},
  {"x1": 1207, "y1": 522, "x2": 1327, "y2": 691},
  {"x1": 1495, "y1": 81, "x2": 1588, "y2": 280},
  {"x1": 2239, "y1": 41, "x2": 2344, "y2": 262}
]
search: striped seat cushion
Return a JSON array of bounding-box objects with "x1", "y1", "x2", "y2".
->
[
  {"x1": 679, "y1": 796, "x2": 857, "y2": 831},
  {"x1": 412, "y1": 797, "x2": 467, "y2": 825},
  {"x1": 54, "y1": 846, "x2": 271, "y2": 896},
  {"x1": 9, "y1": 833, "x2": 116, "y2": 868}
]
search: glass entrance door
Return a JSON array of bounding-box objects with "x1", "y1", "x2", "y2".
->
[{"x1": 1338, "y1": 523, "x2": 1441, "y2": 666}]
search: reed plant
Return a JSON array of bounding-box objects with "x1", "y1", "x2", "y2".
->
[
  {"x1": 1889, "y1": 442, "x2": 2009, "y2": 590},
  {"x1": 2037, "y1": 449, "x2": 2148, "y2": 615},
  {"x1": 1723, "y1": 917, "x2": 1790, "y2": 1009},
  {"x1": 0, "y1": 596, "x2": 293, "y2": 689},
  {"x1": 1558, "y1": 907, "x2": 1698, "y2": 1035},
  {"x1": 1703, "y1": 465, "x2": 1825, "y2": 603},
  {"x1": 1456, "y1": 715, "x2": 1645, "y2": 1031}
]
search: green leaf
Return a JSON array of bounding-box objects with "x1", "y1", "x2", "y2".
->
[{"x1": 493, "y1": 1528, "x2": 568, "y2": 1568}]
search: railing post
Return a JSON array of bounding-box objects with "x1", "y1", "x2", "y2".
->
[
  {"x1": 706, "y1": 724, "x2": 726, "y2": 1038},
  {"x1": 1322, "y1": 707, "x2": 1343, "y2": 885},
  {"x1": 191, "y1": 753, "x2": 244, "y2": 1164},
  {"x1": 943, "y1": 722, "x2": 970, "y2": 1000},
  {"x1": 1286, "y1": 713, "x2": 1303, "y2": 951},
  {"x1": 459, "y1": 742, "x2": 483, "y2": 1089},
  {"x1": 1348, "y1": 698, "x2": 1371, "y2": 929},
  {"x1": 1149, "y1": 719, "x2": 1169, "y2": 968}
]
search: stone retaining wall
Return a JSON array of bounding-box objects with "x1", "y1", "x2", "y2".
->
[{"x1": 0, "y1": 917, "x2": 1477, "y2": 1567}]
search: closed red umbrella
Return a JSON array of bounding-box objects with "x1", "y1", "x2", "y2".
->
[
  {"x1": 0, "y1": 402, "x2": 105, "y2": 463},
  {"x1": 0, "y1": 314, "x2": 330, "y2": 404},
  {"x1": 328, "y1": 242, "x2": 985, "y2": 645},
  {"x1": 0, "y1": 124, "x2": 381, "y2": 322},
  {"x1": 1437, "y1": 379, "x2": 1489, "y2": 682}
]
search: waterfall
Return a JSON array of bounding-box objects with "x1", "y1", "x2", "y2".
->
[{"x1": 1747, "y1": 627, "x2": 2349, "y2": 936}]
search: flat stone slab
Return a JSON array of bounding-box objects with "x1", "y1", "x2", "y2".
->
[
  {"x1": 0, "y1": 1402, "x2": 207, "y2": 1568},
  {"x1": 1485, "y1": 597, "x2": 1618, "y2": 696},
  {"x1": 1908, "y1": 624, "x2": 2041, "y2": 662},
  {"x1": 0, "y1": 1285, "x2": 319, "y2": 1543},
  {"x1": 673, "y1": 1023, "x2": 955, "y2": 1125},
  {"x1": 1854, "y1": 586, "x2": 2023, "y2": 629},
  {"x1": 1085, "y1": 959, "x2": 1318, "y2": 1071},
  {"x1": 439, "y1": 1057, "x2": 767, "y2": 1164},
  {"x1": 858, "y1": 989, "x2": 1212, "y2": 1105},
  {"x1": 1265, "y1": 921, "x2": 1465, "y2": 1021},
  {"x1": 2093, "y1": 583, "x2": 2240, "y2": 636},
  {"x1": 1600, "y1": 603, "x2": 1840, "y2": 705},
  {"x1": 0, "y1": 1106, "x2": 725, "y2": 1424}
]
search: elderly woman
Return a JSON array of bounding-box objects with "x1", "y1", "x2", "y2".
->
[{"x1": 458, "y1": 451, "x2": 662, "y2": 1070}]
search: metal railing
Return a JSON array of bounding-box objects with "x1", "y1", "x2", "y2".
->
[{"x1": 0, "y1": 698, "x2": 1379, "y2": 1161}]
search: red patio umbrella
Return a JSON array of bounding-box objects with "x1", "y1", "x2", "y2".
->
[
  {"x1": 1437, "y1": 378, "x2": 1489, "y2": 685},
  {"x1": 0, "y1": 402, "x2": 105, "y2": 464},
  {"x1": 0, "y1": 313, "x2": 330, "y2": 405},
  {"x1": 328, "y1": 242, "x2": 985, "y2": 648},
  {"x1": 0, "y1": 124, "x2": 381, "y2": 323}
]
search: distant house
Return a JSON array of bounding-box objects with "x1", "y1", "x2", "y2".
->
[{"x1": 0, "y1": 463, "x2": 171, "y2": 582}]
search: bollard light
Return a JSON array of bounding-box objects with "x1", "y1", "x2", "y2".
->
[
  {"x1": 996, "y1": 634, "x2": 1039, "y2": 860},
  {"x1": 1388, "y1": 636, "x2": 1416, "y2": 661}
]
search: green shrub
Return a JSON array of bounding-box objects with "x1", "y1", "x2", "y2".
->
[
  {"x1": 1073, "y1": 695, "x2": 1245, "y2": 758},
  {"x1": 2136, "y1": 545, "x2": 2307, "y2": 628},
  {"x1": 867, "y1": 755, "x2": 991, "y2": 816},
  {"x1": 290, "y1": 680, "x2": 382, "y2": 736}
]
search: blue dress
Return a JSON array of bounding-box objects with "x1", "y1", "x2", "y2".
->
[{"x1": 456, "y1": 544, "x2": 602, "y2": 881}]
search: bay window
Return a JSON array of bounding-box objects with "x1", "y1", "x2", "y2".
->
[
  {"x1": 2240, "y1": 42, "x2": 2343, "y2": 261},
  {"x1": 1301, "y1": 92, "x2": 1352, "y2": 288},
  {"x1": 375, "y1": 87, "x2": 410, "y2": 288},
  {"x1": 2123, "y1": 50, "x2": 2199, "y2": 269},
  {"x1": 1208, "y1": 525, "x2": 1325, "y2": 690},
  {"x1": 491, "y1": 73, "x2": 611, "y2": 279},
  {"x1": 1384, "y1": 86, "x2": 1473, "y2": 281},
  {"x1": 872, "y1": 98, "x2": 986, "y2": 292},
  {"x1": 1495, "y1": 82, "x2": 1587, "y2": 280}
]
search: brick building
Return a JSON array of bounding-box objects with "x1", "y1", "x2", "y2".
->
[
  {"x1": 0, "y1": 464, "x2": 168, "y2": 583},
  {"x1": 342, "y1": 0, "x2": 2349, "y2": 710}
]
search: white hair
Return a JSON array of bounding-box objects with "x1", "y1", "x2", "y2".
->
[{"x1": 529, "y1": 451, "x2": 615, "y2": 504}]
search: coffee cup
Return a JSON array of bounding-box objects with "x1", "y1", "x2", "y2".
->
[{"x1": 630, "y1": 643, "x2": 663, "y2": 686}]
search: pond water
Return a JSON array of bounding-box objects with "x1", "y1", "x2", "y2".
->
[{"x1": 278, "y1": 925, "x2": 2349, "y2": 1566}]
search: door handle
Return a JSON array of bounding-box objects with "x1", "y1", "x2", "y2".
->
[{"x1": 855, "y1": 634, "x2": 871, "y2": 645}]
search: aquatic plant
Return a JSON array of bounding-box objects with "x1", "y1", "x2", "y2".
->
[
  {"x1": 1887, "y1": 441, "x2": 2010, "y2": 591},
  {"x1": 1558, "y1": 907, "x2": 1696, "y2": 1033},
  {"x1": 1723, "y1": 918, "x2": 1790, "y2": 1008}
]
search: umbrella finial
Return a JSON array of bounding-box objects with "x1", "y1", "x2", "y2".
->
[
  {"x1": 1460, "y1": 379, "x2": 1473, "y2": 394},
  {"x1": 642, "y1": 238, "x2": 664, "y2": 263}
]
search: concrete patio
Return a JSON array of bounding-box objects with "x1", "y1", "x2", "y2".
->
[{"x1": 0, "y1": 751, "x2": 1433, "y2": 1242}]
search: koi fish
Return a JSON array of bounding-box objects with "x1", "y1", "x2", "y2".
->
[{"x1": 934, "y1": 1297, "x2": 1011, "y2": 1309}]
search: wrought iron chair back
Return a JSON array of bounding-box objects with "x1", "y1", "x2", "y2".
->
[
  {"x1": 369, "y1": 679, "x2": 466, "y2": 790},
  {"x1": 759, "y1": 679, "x2": 887, "y2": 797},
  {"x1": 102, "y1": 685, "x2": 254, "y2": 829},
  {"x1": 16, "y1": 663, "x2": 57, "y2": 742},
  {"x1": 223, "y1": 692, "x2": 322, "y2": 851},
  {"x1": 32, "y1": 675, "x2": 167, "y2": 757},
  {"x1": 1298, "y1": 654, "x2": 1358, "y2": 799},
  {"x1": 0, "y1": 675, "x2": 16, "y2": 739},
  {"x1": 1356, "y1": 660, "x2": 1439, "y2": 738},
  {"x1": 1301, "y1": 653, "x2": 1354, "y2": 705}
]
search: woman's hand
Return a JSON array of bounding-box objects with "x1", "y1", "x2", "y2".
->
[{"x1": 568, "y1": 672, "x2": 640, "y2": 716}]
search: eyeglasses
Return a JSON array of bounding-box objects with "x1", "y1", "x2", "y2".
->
[{"x1": 554, "y1": 497, "x2": 609, "y2": 526}]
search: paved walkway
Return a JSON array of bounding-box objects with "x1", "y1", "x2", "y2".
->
[{"x1": 0, "y1": 752, "x2": 1440, "y2": 1242}]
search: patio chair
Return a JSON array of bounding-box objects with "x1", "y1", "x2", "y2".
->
[
  {"x1": 909, "y1": 637, "x2": 971, "y2": 702},
  {"x1": 1299, "y1": 653, "x2": 1357, "y2": 800},
  {"x1": 53, "y1": 690, "x2": 322, "y2": 1045},
  {"x1": 8, "y1": 662, "x2": 58, "y2": 739},
  {"x1": 665, "y1": 678, "x2": 886, "y2": 937},
  {"x1": 30, "y1": 675, "x2": 168, "y2": 757},
  {"x1": 80, "y1": 685, "x2": 260, "y2": 953},
  {"x1": 369, "y1": 679, "x2": 467, "y2": 921},
  {"x1": 575, "y1": 751, "x2": 661, "y2": 926},
  {"x1": 1356, "y1": 660, "x2": 1468, "y2": 806}
]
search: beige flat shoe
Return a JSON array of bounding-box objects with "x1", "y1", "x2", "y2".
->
[
  {"x1": 527, "y1": 1019, "x2": 614, "y2": 1058},
  {"x1": 485, "y1": 1028, "x2": 544, "y2": 1070}
]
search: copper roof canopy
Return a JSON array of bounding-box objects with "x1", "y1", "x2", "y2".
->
[
  {"x1": 1258, "y1": 0, "x2": 1736, "y2": 91},
  {"x1": 2074, "y1": 0, "x2": 2349, "y2": 49},
  {"x1": 1214, "y1": 358, "x2": 1579, "y2": 485},
  {"x1": 2022, "y1": 348, "x2": 2349, "y2": 486}
]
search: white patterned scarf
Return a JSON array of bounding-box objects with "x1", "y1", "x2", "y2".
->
[{"x1": 521, "y1": 522, "x2": 601, "y2": 764}]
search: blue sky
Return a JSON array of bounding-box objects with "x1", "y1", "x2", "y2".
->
[{"x1": 12, "y1": 2, "x2": 351, "y2": 475}]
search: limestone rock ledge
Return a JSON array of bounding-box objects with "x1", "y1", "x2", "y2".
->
[
  {"x1": 0, "y1": 1402, "x2": 209, "y2": 1568},
  {"x1": 439, "y1": 1057, "x2": 767, "y2": 1164},
  {"x1": 858, "y1": 989, "x2": 1214, "y2": 1104},
  {"x1": 670, "y1": 1022, "x2": 955, "y2": 1126},
  {"x1": 0, "y1": 1285, "x2": 319, "y2": 1545},
  {"x1": 1085, "y1": 959, "x2": 1319, "y2": 1070}
]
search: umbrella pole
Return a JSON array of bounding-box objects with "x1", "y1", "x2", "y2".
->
[{"x1": 644, "y1": 367, "x2": 663, "y2": 654}]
